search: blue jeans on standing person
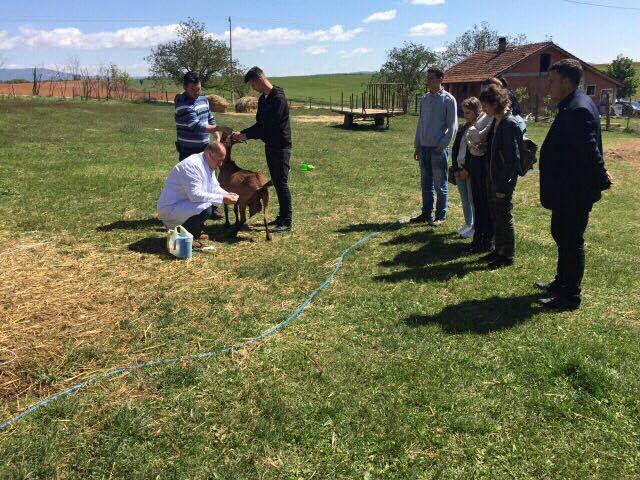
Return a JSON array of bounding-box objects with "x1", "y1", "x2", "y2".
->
[
  {"x1": 420, "y1": 146, "x2": 448, "y2": 221},
  {"x1": 456, "y1": 176, "x2": 474, "y2": 227}
]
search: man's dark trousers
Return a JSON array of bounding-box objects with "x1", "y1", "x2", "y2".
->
[
  {"x1": 183, "y1": 206, "x2": 213, "y2": 237},
  {"x1": 550, "y1": 205, "x2": 590, "y2": 298},
  {"x1": 177, "y1": 142, "x2": 205, "y2": 161},
  {"x1": 265, "y1": 145, "x2": 292, "y2": 225}
]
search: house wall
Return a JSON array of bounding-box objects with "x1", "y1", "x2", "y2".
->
[
  {"x1": 444, "y1": 44, "x2": 620, "y2": 116},
  {"x1": 503, "y1": 45, "x2": 619, "y2": 115}
]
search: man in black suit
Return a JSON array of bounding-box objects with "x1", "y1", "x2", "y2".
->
[{"x1": 537, "y1": 59, "x2": 612, "y2": 310}]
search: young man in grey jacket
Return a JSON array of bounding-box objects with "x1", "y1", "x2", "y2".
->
[{"x1": 411, "y1": 67, "x2": 458, "y2": 225}]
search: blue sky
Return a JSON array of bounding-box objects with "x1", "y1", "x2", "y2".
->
[{"x1": 1, "y1": 0, "x2": 638, "y2": 77}]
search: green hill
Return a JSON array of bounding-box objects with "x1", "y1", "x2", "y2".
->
[
  {"x1": 132, "y1": 72, "x2": 374, "y2": 105},
  {"x1": 271, "y1": 73, "x2": 374, "y2": 105}
]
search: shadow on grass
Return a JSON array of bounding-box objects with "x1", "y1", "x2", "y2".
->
[
  {"x1": 128, "y1": 236, "x2": 174, "y2": 258},
  {"x1": 335, "y1": 221, "x2": 406, "y2": 234},
  {"x1": 97, "y1": 217, "x2": 163, "y2": 232},
  {"x1": 404, "y1": 294, "x2": 543, "y2": 334},
  {"x1": 328, "y1": 123, "x2": 388, "y2": 133},
  {"x1": 375, "y1": 230, "x2": 477, "y2": 282}
]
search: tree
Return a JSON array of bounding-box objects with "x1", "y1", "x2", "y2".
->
[
  {"x1": 146, "y1": 18, "x2": 230, "y2": 87},
  {"x1": 606, "y1": 55, "x2": 639, "y2": 99},
  {"x1": 378, "y1": 42, "x2": 438, "y2": 97},
  {"x1": 440, "y1": 22, "x2": 528, "y2": 67}
]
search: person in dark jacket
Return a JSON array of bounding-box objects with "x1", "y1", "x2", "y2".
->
[
  {"x1": 233, "y1": 66, "x2": 293, "y2": 233},
  {"x1": 479, "y1": 85, "x2": 524, "y2": 269},
  {"x1": 536, "y1": 59, "x2": 612, "y2": 310}
]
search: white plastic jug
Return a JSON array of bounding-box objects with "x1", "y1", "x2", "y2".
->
[{"x1": 166, "y1": 225, "x2": 193, "y2": 259}]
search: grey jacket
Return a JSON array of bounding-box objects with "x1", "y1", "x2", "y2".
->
[{"x1": 414, "y1": 88, "x2": 458, "y2": 149}]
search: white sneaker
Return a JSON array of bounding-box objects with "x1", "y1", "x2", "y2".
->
[
  {"x1": 461, "y1": 227, "x2": 475, "y2": 239},
  {"x1": 456, "y1": 225, "x2": 468, "y2": 235}
]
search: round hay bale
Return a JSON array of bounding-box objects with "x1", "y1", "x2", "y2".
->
[
  {"x1": 235, "y1": 96, "x2": 258, "y2": 113},
  {"x1": 207, "y1": 94, "x2": 229, "y2": 113}
]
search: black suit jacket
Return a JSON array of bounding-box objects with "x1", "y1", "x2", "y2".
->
[{"x1": 540, "y1": 89, "x2": 608, "y2": 210}]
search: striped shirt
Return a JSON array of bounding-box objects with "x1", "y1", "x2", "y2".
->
[{"x1": 174, "y1": 92, "x2": 216, "y2": 149}]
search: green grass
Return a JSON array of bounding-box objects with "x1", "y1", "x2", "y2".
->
[
  {"x1": 133, "y1": 72, "x2": 373, "y2": 105},
  {"x1": 0, "y1": 97, "x2": 639, "y2": 479}
]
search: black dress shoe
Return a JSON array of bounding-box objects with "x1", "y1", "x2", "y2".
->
[
  {"x1": 480, "y1": 250, "x2": 500, "y2": 262},
  {"x1": 268, "y1": 217, "x2": 282, "y2": 226},
  {"x1": 534, "y1": 281, "x2": 563, "y2": 294},
  {"x1": 272, "y1": 224, "x2": 292, "y2": 233},
  {"x1": 487, "y1": 256, "x2": 513, "y2": 270},
  {"x1": 540, "y1": 295, "x2": 581, "y2": 311}
]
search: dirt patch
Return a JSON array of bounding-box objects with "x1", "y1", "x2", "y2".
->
[
  {"x1": 293, "y1": 115, "x2": 342, "y2": 123},
  {"x1": 606, "y1": 139, "x2": 640, "y2": 168}
]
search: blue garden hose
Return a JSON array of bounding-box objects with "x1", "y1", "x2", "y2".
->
[{"x1": 0, "y1": 217, "x2": 406, "y2": 431}]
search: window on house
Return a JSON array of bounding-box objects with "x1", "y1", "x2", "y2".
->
[
  {"x1": 586, "y1": 85, "x2": 596, "y2": 96},
  {"x1": 540, "y1": 53, "x2": 551, "y2": 72},
  {"x1": 600, "y1": 88, "x2": 613, "y2": 105}
]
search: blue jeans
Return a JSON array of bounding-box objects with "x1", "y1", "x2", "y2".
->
[
  {"x1": 456, "y1": 176, "x2": 474, "y2": 226},
  {"x1": 419, "y1": 147, "x2": 448, "y2": 220}
]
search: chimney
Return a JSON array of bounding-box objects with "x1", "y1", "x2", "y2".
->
[{"x1": 498, "y1": 37, "x2": 507, "y2": 53}]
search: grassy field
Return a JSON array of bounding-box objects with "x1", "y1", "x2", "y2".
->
[
  {"x1": 134, "y1": 72, "x2": 373, "y2": 105},
  {"x1": 0, "y1": 97, "x2": 639, "y2": 479}
]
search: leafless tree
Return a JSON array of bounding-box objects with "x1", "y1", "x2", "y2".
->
[{"x1": 32, "y1": 66, "x2": 44, "y2": 96}]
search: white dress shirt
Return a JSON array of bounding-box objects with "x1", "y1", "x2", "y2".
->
[{"x1": 157, "y1": 153, "x2": 228, "y2": 229}]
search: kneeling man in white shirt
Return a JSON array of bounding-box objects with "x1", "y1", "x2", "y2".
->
[{"x1": 157, "y1": 142, "x2": 238, "y2": 244}]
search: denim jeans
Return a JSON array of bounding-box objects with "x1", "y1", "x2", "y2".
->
[
  {"x1": 265, "y1": 145, "x2": 292, "y2": 225},
  {"x1": 419, "y1": 146, "x2": 448, "y2": 220},
  {"x1": 456, "y1": 176, "x2": 474, "y2": 226}
]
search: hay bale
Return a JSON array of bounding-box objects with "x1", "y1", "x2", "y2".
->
[
  {"x1": 207, "y1": 94, "x2": 229, "y2": 113},
  {"x1": 235, "y1": 96, "x2": 258, "y2": 113}
]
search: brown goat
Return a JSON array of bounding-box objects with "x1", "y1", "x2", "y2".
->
[{"x1": 218, "y1": 137, "x2": 272, "y2": 241}]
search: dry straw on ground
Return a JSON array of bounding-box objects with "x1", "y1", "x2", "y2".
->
[
  {"x1": 235, "y1": 96, "x2": 258, "y2": 113},
  {"x1": 207, "y1": 94, "x2": 230, "y2": 113},
  {"x1": 0, "y1": 230, "x2": 265, "y2": 418}
]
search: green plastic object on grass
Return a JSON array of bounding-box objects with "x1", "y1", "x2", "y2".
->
[{"x1": 299, "y1": 163, "x2": 315, "y2": 171}]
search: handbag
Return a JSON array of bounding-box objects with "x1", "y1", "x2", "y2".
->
[{"x1": 447, "y1": 166, "x2": 457, "y2": 185}]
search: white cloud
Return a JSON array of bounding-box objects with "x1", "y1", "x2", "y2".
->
[
  {"x1": 408, "y1": 22, "x2": 447, "y2": 37},
  {"x1": 0, "y1": 23, "x2": 364, "y2": 52},
  {"x1": 434, "y1": 46, "x2": 447, "y2": 53},
  {"x1": 305, "y1": 45, "x2": 328, "y2": 55},
  {"x1": 0, "y1": 24, "x2": 180, "y2": 51},
  {"x1": 212, "y1": 24, "x2": 363, "y2": 51},
  {"x1": 338, "y1": 47, "x2": 372, "y2": 59},
  {"x1": 410, "y1": 0, "x2": 445, "y2": 5},
  {"x1": 363, "y1": 9, "x2": 397, "y2": 23}
]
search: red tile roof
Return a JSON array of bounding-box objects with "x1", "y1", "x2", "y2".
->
[{"x1": 444, "y1": 42, "x2": 551, "y2": 84}]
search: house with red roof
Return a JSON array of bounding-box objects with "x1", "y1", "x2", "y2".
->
[{"x1": 443, "y1": 38, "x2": 622, "y2": 115}]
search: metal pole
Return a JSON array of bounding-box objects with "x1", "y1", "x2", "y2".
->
[{"x1": 229, "y1": 16, "x2": 234, "y2": 105}]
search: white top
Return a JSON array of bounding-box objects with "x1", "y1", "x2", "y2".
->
[
  {"x1": 457, "y1": 129, "x2": 469, "y2": 166},
  {"x1": 467, "y1": 112, "x2": 493, "y2": 156},
  {"x1": 157, "y1": 153, "x2": 228, "y2": 229}
]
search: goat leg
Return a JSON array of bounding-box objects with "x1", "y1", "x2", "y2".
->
[
  {"x1": 262, "y1": 190, "x2": 271, "y2": 241},
  {"x1": 224, "y1": 204, "x2": 231, "y2": 229}
]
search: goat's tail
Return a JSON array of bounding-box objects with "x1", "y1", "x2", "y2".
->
[
  {"x1": 259, "y1": 180, "x2": 273, "y2": 192},
  {"x1": 261, "y1": 183, "x2": 272, "y2": 241}
]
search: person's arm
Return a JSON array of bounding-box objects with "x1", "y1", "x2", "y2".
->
[
  {"x1": 183, "y1": 165, "x2": 228, "y2": 205},
  {"x1": 437, "y1": 96, "x2": 458, "y2": 150},
  {"x1": 468, "y1": 113, "x2": 491, "y2": 144},
  {"x1": 497, "y1": 122, "x2": 521, "y2": 194},
  {"x1": 570, "y1": 108, "x2": 607, "y2": 176},
  {"x1": 414, "y1": 97, "x2": 423, "y2": 160}
]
